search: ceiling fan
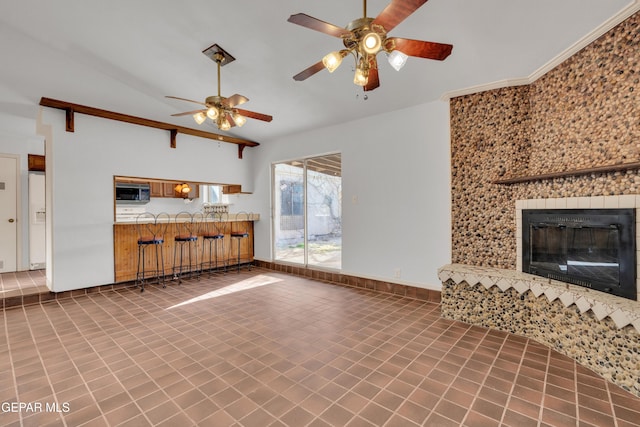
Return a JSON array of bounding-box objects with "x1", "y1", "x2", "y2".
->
[
  {"x1": 166, "y1": 44, "x2": 272, "y2": 131},
  {"x1": 288, "y1": 0, "x2": 453, "y2": 91}
]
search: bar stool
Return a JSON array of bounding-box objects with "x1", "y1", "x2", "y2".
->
[
  {"x1": 200, "y1": 212, "x2": 227, "y2": 276},
  {"x1": 228, "y1": 211, "x2": 251, "y2": 273},
  {"x1": 135, "y1": 212, "x2": 169, "y2": 292},
  {"x1": 173, "y1": 211, "x2": 199, "y2": 283}
]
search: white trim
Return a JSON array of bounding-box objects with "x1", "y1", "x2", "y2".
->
[
  {"x1": 0, "y1": 153, "x2": 22, "y2": 272},
  {"x1": 441, "y1": 1, "x2": 640, "y2": 100}
]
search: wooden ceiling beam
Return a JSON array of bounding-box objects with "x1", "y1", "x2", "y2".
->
[{"x1": 39, "y1": 97, "x2": 259, "y2": 158}]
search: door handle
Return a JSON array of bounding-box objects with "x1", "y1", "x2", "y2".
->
[{"x1": 8, "y1": 219, "x2": 15, "y2": 223}]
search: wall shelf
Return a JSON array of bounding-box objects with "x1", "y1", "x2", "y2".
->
[
  {"x1": 39, "y1": 97, "x2": 259, "y2": 159},
  {"x1": 492, "y1": 161, "x2": 640, "y2": 185}
]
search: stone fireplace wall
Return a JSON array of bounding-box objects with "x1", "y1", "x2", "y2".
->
[{"x1": 450, "y1": 12, "x2": 640, "y2": 268}]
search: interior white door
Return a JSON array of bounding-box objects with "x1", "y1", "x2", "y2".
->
[{"x1": 0, "y1": 156, "x2": 18, "y2": 272}]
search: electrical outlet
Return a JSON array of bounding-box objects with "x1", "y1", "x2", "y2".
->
[
  {"x1": 352, "y1": 195, "x2": 358, "y2": 204},
  {"x1": 394, "y1": 268, "x2": 401, "y2": 279}
]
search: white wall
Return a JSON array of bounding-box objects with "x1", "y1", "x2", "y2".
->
[
  {"x1": 27, "y1": 99, "x2": 450, "y2": 292},
  {"x1": 0, "y1": 112, "x2": 44, "y2": 270},
  {"x1": 247, "y1": 100, "x2": 452, "y2": 290},
  {"x1": 40, "y1": 108, "x2": 256, "y2": 292}
]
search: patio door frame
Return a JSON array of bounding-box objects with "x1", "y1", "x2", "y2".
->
[{"x1": 271, "y1": 152, "x2": 341, "y2": 270}]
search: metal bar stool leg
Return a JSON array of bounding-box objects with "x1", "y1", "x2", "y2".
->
[
  {"x1": 155, "y1": 242, "x2": 165, "y2": 288},
  {"x1": 137, "y1": 244, "x2": 145, "y2": 291},
  {"x1": 237, "y1": 237, "x2": 241, "y2": 273}
]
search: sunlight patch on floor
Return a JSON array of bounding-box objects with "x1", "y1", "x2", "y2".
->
[{"x1": 167, "y1": 274, "x2": 283, "y2": 309}]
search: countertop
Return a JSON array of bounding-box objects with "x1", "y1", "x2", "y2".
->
[{"x1": 115, "y1": 213, "x2": 260, "y2": 224}]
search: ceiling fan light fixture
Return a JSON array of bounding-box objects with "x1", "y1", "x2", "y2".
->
[
  {"x1": 218, "y1": 117, "x2": 231, "y2": 131},
  {"x1": 361, "y1": 31, "x2": 382, "y2": 55},
  {"x1": 206, "y1": 107, "x2": 219, "y2": 120},
  {"x1": 193, "y1": 112, "x2": 207, "y2": 124},
  {"x1": 322, "y1": 51, "x2": 345, "y2": 73},
  {"x1": 354, "y1": 67, "x2": 368, "y2": 86},
  {"x1": 387, "y1": 50, "x2": 408, "y2": 71},
  {"x1": 232, "y1": 112, "x2": 247, "y2": 127}
]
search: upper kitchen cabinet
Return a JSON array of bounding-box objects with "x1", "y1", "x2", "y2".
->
[
  {"x1": 150, "y1": 182, "x2": 164, "y2": 198},
  {"x1": 158, "y1": 182, "x2": 200, "y2": 199}
]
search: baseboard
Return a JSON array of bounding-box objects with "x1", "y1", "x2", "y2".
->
[{"x1": 254, "y1": 260, "x2": 441, "y2": 303}]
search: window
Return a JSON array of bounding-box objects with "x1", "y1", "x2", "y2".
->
[
  {"x1": 273, "y1": 154, "x2": 341, "y2": 269},
  {"x1": 201, "y1": 185, "x2": 227, "y2": 204}
]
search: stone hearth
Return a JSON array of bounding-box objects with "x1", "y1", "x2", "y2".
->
[{"x1": 439, "y1": 263, "x2": 640, "y2": 397}]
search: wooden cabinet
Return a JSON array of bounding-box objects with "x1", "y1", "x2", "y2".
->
[
  {"x1": 163, "y1": 183, "x2": 176, "y2": 197},
  {"x1": 28, "y1": 154, "x2": 45, "y2": 172},
  {"x1": 150, "y1": 182, "x2": 163, "y2": 197},
  {"x1": 149, "y1": 182, "x2": 201, "y2": 198},
  {"x1": 222, "y1": 184, "x2": 242, "y2": 194}
]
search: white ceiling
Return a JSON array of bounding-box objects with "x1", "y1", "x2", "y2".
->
[{"x1": 0, "y1": 0, "x2": 637, "y2": 143}]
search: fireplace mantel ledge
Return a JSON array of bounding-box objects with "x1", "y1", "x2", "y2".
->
[{"x1": 438, "y1": 263, "x2": 640, "y2": 333}]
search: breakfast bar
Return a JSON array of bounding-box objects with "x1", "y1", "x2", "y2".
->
[{"x1": 113, "y1": 213, "x2": 258, "y2": 283}]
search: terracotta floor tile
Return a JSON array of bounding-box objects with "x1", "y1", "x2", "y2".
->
[
  {"x1": 464, "y1": 410, "x2": 502, "y2": 427},
  {"x1": 358, "y1": 401, "x2": 393, "y2": 426},
  {"x1": 472, "y1": 397, "x2": 506, "y2": 421},
  {"x1": 434, "y1": 399, "x2": 467, "y2": 423},
  {"x1": 1, "y1": 268, "x2": 639, "y2": 426},
  {"x1": 279, "y1": 406, "x2": 315, "y2": 426},
  {"x1": 425, "y1": 411, "x2": 460, "y2": 427},
  {"x1": 502, "y1": 409, "x2": 539, "y2": 427},
  {"x1": 541, "y1": 407, "x2": 577, "y2": 426},
  {"x1": 318, "y1": 403, "x2": 355, "y2": 426}
]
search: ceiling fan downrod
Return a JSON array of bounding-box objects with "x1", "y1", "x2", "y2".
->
[{"x1": 214, "y1": 52, "x2": 225, "y2": 97}]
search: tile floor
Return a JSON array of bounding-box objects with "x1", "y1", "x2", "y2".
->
[
  {"x1": 0, "y1": 269, "x2": 47, "y2": 298},
  {"x1": 1, "y1": 268, "x2": 639, "y2": 426}
]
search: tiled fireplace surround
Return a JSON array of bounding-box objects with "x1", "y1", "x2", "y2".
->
[{"x1": 514, "y1": 195, "x2": 640, "y2": 294}]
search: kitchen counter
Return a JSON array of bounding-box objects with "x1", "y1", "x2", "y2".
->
[
  {"x1": 113, "y1": 215, "x2": 257, "y2": 282},
  {"x1": 114, "y1": 213, "x2": 259, "y2": 224}
]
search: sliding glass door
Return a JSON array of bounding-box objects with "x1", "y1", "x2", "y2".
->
[{"x1": 273, "y1": 154, "x2": 341, "y2": 269}]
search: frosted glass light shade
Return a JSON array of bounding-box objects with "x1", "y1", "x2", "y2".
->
[
  {"x1": 206, "y1": 107, "x2": 219, "y2": 120},
  {"x1": 232, "y1": 112, "x2": 246, "y2": 127},
  {"x1": 322, "y1": 51, "x2": 344, "y2": 73},
  {"x1": 193, "y1": 112, "x2": 206, "y2": 124},
  {"x1": 219, "y1": 118, "x2": 231, "y2": 131},
  {"x1": 354, "y1": 67, "x2": 368, "y2": 86},
  {"x1": 387, "y1": 50, "x2": 408, "y2": 71}
]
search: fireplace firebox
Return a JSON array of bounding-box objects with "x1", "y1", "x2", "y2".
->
[{"x1": 522, "y1": 209, "x2": 636, "y2": 300}]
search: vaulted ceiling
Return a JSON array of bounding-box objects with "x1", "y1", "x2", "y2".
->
[{"x1": 0, "y1": 0, "x2": 637, "y2": 143}]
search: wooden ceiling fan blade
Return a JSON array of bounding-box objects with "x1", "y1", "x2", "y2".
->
[
  {"x1": 224, "y1": 94, "x2": 249, "y2": 108},
  {"x1": 288, "y1": 13, "x2": 353, "y2": 38},
  {"x1": 388, "y1": 37, "x2": 453, "y2": 60},
  {"x1": 165, "y1": 95, "x2": 207, "y2": 106},
  {"x1": 171, "y1": 109, "x2": 206, "y2": 117},
  {"x1": 235, "y1": 108, "x2": 273, "y2": 123},
  {"x1": 364, "y1": 59, "x2": 380, "y2": 92},
  {"x1": 372, "y1": 0, "x2": 429, "y2": 33},
  {"x1": 293, "y1": 61, "x2": 326, "y2": 81}
]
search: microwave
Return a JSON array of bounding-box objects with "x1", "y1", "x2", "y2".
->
[{"x1": 115, "y1": 183, "x2": 151, "y2": 204}]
